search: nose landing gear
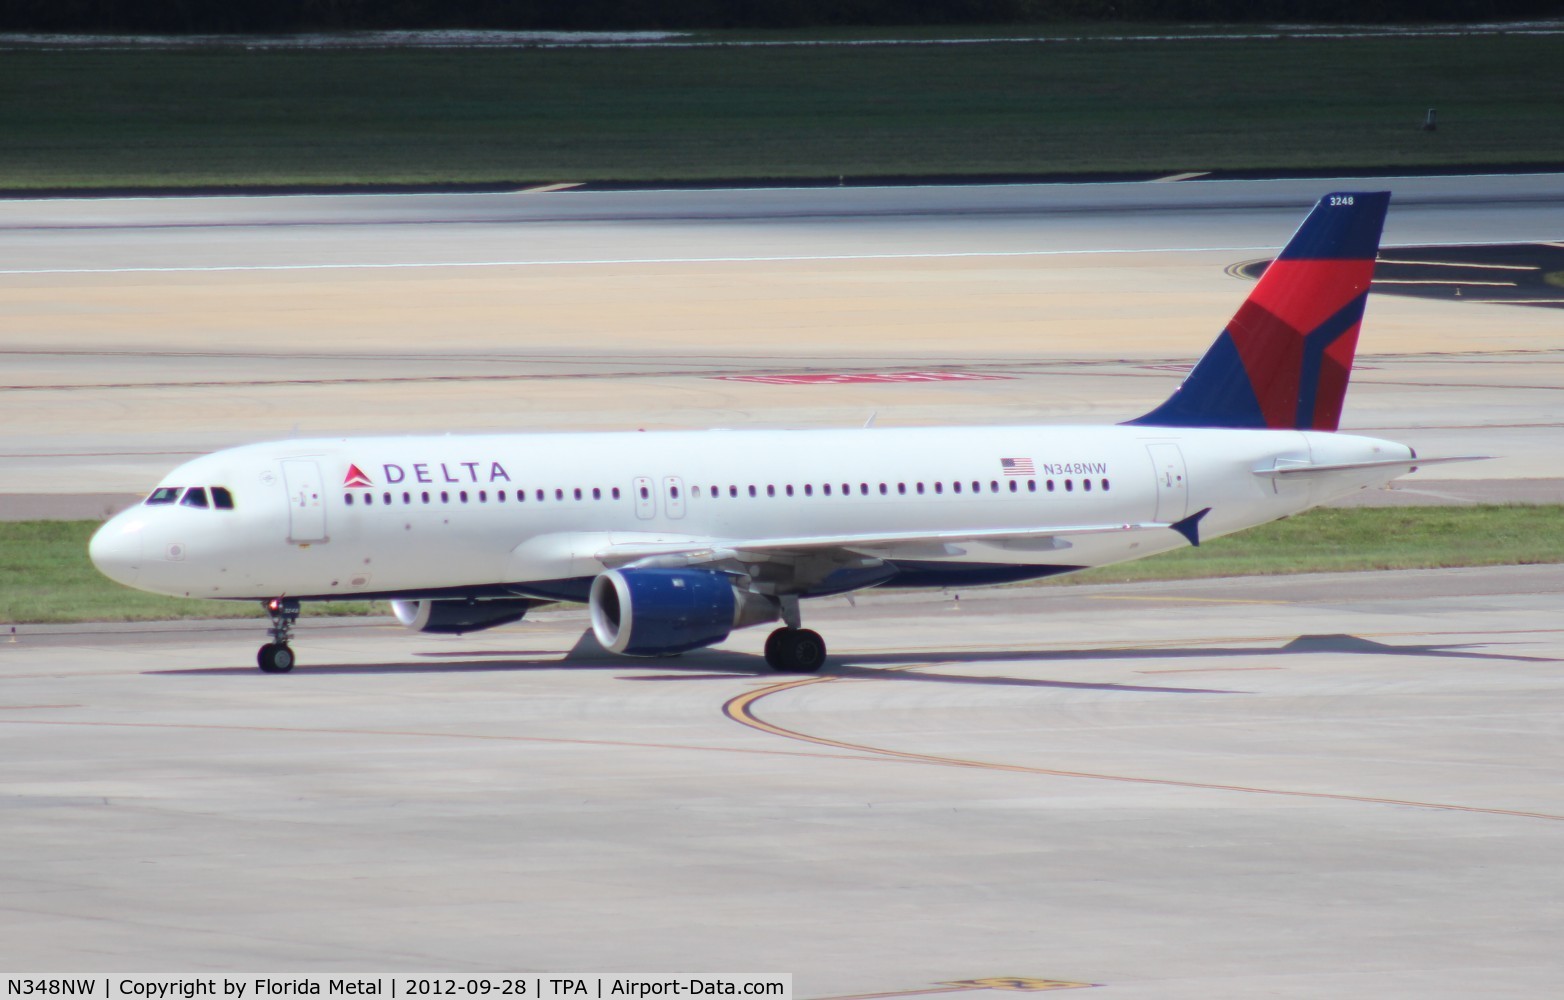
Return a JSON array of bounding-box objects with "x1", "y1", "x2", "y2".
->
[{"x1": 258, "y1": 598, "x2": 299, "y2": 673}]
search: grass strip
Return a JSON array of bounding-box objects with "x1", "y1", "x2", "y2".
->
[
  {"x1": 0, "y1": 521, "x2": 375, "y2": 624},
  {"x1": 1050, "y1": 504, "x2": 1564, "y2": 585},
  {"x1": 1, "y1": 31, "x2": 1560, "y2": 189},
  {"x1": 3, "y1": 506, "x2": 1560, "y2": 624}
]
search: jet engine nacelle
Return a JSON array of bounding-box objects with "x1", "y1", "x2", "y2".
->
[
  {"x1": 589, "y1": 568, "x2": 778, "y2": 656},
  {"x1": 391, "y1": 597, "x2": 540, "y2": 635}
]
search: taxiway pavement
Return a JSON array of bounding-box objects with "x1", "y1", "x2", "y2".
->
[
  {"x1": 3, "y1": 566, "x2": 1563, "y2": 995},
  {"x1": 3, "y1": 178, "x2": 1563, "y2": 992}
]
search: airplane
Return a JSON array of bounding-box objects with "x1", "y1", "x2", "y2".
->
[{"x1": 89, "y1": 191, "x2": 1456, "y2": 674}]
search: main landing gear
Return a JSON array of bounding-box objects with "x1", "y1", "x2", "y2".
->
[
  {"x1": 764, "y1": 627, "x2": 828, "y2": 673},
  {"x1": 762, "y1": 595, "x2": 827, "y2": 673},
  {"x1": 258, "y1": 598, "x2": 299, "y2": 673}
]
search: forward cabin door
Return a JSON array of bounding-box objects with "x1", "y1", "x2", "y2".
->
[
  {"x1": 281, "y1": 459, "x2": 328, "y2": 543},
  {"x1": 1146, "y1": 443, "x2": 1189, "y2": 523}
]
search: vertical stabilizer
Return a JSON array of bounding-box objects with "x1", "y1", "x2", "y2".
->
[{"x1": 1129, "y1": 192, "x2": 1390, "y2": 431}]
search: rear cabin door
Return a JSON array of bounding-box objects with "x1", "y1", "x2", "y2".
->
[
  {"x1": 1145, "y1": 443, "x2": 1189, "y2": 523},
  {"x1": 282, "y1": 459, "x2": 328, "y2": 543}
]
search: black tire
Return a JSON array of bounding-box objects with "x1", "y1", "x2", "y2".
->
[
  {"x1": 769, "y1": 628, "x2": 827, "y2": 673},
  {"x1": 258, "y1": 643, "x2": 295, "y2": 673}
]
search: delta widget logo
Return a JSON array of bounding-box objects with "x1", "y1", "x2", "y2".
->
[{"x1": 343, "y1": 464, "x2": 374, "y2": 488}]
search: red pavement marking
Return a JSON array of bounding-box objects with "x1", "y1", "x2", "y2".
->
[{"x1": 713, "y1": 371, "x2": 1016, "y2": 385}]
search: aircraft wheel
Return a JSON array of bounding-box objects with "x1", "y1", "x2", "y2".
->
[
  {"x1": 258, "y1": 643, "x2": 295, "y2": 673},
  {"x1": 766, "y1": 628, "x2": 826, "y2": 673}
]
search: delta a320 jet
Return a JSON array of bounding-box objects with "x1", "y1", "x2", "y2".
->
[{"x1": 91, "y1": 192, "x2": 1452, "y2": 674}]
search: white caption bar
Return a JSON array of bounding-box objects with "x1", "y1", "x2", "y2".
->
[{"x1": 3, "y1": 978, "x2": 791, "y2": 1000}]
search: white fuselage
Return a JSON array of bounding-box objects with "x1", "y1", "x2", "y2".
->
[{"x1": 89, "y1": 423, "x2": 1412, "y2": 604}]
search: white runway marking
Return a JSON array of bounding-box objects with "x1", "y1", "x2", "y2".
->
[
  {"x1": 4, "y1": 237, "x2": 1547, "y2": 277},
  {"x1": 0, "y1": 244, "x2": 1289, "y2": 276}
]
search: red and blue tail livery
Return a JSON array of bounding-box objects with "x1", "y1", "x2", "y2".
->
[{"x1": 1131, "y1": 191, "x2": 1389, "y2": 432}]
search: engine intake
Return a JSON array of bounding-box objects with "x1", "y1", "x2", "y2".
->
[
  {"x1": 392, "y1": 598, "x2": 540, "y2": 635},
  {"x1": 590, "y1": 568, "x2": 778, "y2": 656}
]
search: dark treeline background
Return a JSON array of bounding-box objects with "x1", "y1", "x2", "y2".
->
[{"x1": 5, "y1": 1, "x2": 1563, "y2": 33}]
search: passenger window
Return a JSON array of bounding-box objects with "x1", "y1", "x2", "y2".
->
[
  {"x1": 749, "y1": 485, "x2": 757, "y2": 497},
  {"x1": 729, "y1": 486, "x2": 738, "y2": 498},
  {"x1": 785, "y1": 485, "x2": 794, "y2": 497},
  {"x1": 402, "y1": 492, "x2": 411, "y2": 504},
  {"x1": 422, "y1": 491, "x2": 430, "y2": 504},
  {"x1": 935, "y1": 482, "x2": 944, "y2": 494},
  {"x1": 880, "y1": 484, "x2": 888, "y2": 495},
  {"x1": 365, "y1": 493, "x2": 375, "y2": 506},
  {"x1": 823, "y1": 484, "x2": 831, "y2": 496},
  {"x1": 1047, "y1": 479, "x2": 1055, "y2": 492},
  {"x1": 478, "y1": 490, "x2": 487, "y2": 502},
  {"x1": 498, "y1": 490, "x2": 507, "y2": 502},
  {"x1": 1083, "y1": 479, "x2": 1092, "y2": 492},
  {"x1": 1009, "y1": 481, "x2": 1018, "y2": 493},
  {"x1": 897, "y1": 483, "x2": 906, "y2": 495},
  {"x1": 593, "y1": 487, "x2": 602, "y2": 500},
  {"x1": 382, "y1": 492, "x2": 392, "y2": 505},
  {"x1": 1065, "y1": 479, "x2": 1074, "y2": 492},
  {"x1": 211, "y1": 487, "x2": 235, "y2": 510},
  {"x1": 556, "y1": 489, "x2": 564, "y2": 501},
  {"x1": 537, "y1": 489, "x2": 545, "y2": 502},
  {"x1": 916, "y1": 483, "x2": 925, "y2": 495},
  {"x1": 180, "y1": 487, "x2": 209, "y2": 508},
  {"x1": 805, "y1": 484, "x2": 814, "y2": 496},
  {"x1": 1027, "y1": 480, "x2": 1037, "y2": 492},
  {"x1": 145, "y1": 486, "x2": 181, "y2": 505},
  {"x1": 344, "y1": 493, "x2": 355, "y2": 506},
  {"x1": 612, "y1": 487, "x2": 621, "y2": 500},
  {"x1": 1102, "y1": 478, "x2": 1111, "y2": 491},
  {"x1": 767, "y1": 485, "x2": 776, "y2": 498},
  {"x1": 440, "y1": 491, "x2": 449, "y2": 503},
  {"x1": 952, "y1": 482, "x2": 961, "y2": 494},
  {"x1": 990, "y1": 480, "x2": 999, "y2": 492},
  {"x1": 639, "y1": 486, "x2": 649, "y2": 500}
]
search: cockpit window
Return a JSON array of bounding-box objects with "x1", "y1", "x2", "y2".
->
[
  {"x1": 211, "y1": 486, "x2": 234, "y2": 510},
  {"x1": 180, "y1": 487, "x2": 209, "y2": 508},
  {"x1": 145, "y1": 487, "x2": 181, "y2": 505}
]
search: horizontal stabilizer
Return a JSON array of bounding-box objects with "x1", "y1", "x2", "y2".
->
[{"x1": 1253, "y1": 455, "x2": 1489, "y2": 479}]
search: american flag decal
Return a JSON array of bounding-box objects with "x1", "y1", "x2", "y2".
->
[{"x1": 1000, "y1": 457, "x2": 1035, "y2": 476}]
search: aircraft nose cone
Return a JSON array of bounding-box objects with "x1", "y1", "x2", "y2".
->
[{"x1": 89, "y1": 514, "x2": 145, "y2": 587}]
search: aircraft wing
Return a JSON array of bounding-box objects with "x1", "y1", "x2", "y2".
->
[{"x1": 595, "y1": 516, "x2": 1201, "y2": 570}]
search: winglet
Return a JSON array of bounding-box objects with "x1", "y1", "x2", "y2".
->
[{"x1": 1171, "y1": 507, "x2": 1212, "y2": 547}]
